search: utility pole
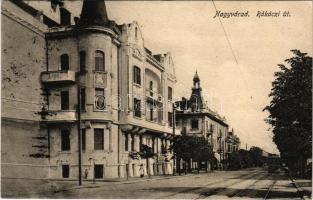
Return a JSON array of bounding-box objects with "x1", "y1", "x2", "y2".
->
[
  {"x1": 172, "y1": 103, "x2": 176, "y2": 175},
  {"x1": 218, "y1": 131, "x2": 222, "y2": 170},
  {"x1": 77, "y1": 86, "x2": 82, "y2": 185}
]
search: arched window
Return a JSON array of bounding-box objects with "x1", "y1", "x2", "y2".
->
[
  {"x1": 95, "y1": 50, "x2": 104, "y2": 71},
  {"x1": 79, "y1": 51, "x2": 86, "y2": 72},
  {"x1": 60, "y1": 54, "x2": 69, "y2": 70}
]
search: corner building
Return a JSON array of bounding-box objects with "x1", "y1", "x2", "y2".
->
[
  {"x1": 44, "y1": 0, "x2": 176, "y2": 179},
  {"x1": 2, "y1": 0, "x2": 176, "y2": 180},
  {"x1": 175, "y1": 72, "x2": 228, "y2": 170}
]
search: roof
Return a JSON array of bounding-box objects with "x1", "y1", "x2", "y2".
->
[
  {"x1": 193, "y1": 71, "x2": 200, "y2": 82},
  {"x1": 79, "y1": 0, "x2": 109, "y2": 26}
]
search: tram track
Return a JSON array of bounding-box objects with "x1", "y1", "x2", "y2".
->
[
  {"x1": 264, "y1": 174, "x2": 277, "y2": 199},
  {"x1": 194, "y1": 170, "x2": 265, "y2": 199},
  {"x1": 160, "y1": 169, "x2": 263, "y2": 199},
  {"x1": 228, "y1": 172, "x2": 269, "y2": 198}
]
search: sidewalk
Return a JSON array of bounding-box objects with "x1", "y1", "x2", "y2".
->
[{"x1": 1, "y1": 173, "x2": 199, "y2": 198}]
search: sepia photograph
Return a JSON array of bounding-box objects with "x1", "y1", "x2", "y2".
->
[{"x1": 1, "y1": 0, "x2": 312, "y2": 198}]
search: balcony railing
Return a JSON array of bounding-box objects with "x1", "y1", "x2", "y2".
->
[
  {"x1": 42, "y1": 110, "x2": 76, "y2": 122},
  {"x1": 145, "y1": 89, "x2": 163, "y2": 103},
  {"x1": 41, "y1": 70, "x2": 76, "y2": 84}
]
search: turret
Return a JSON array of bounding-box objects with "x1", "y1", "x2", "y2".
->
[{"x1": 79, "y1": 0, "x2": 109, "y2": 26}]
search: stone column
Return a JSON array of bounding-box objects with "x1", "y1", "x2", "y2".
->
[
  {"x1": 127, "y1": 134, "x2": 132, "y2": 151},
  {"x1": 135, "y1": 135, "x2": 140, "y2": 152}
]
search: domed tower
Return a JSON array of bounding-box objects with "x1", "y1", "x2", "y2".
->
[{"x1": 190, "y1": 70, "x2": 204, "y2": 111}]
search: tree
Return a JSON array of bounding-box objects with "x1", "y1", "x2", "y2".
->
[
  {"x1": 192, "y1": 137, "x2": 214, "y2": 173},
  {"x1": 139, "y1": 144, "x2": 156, "y2": 177},
  {"x1": 249, "y1": 146, "x2": 265, "y2": 167},
  {"x1": 170, "y1": 135, "x2": 191, "y2": 175},
  {"x1": 170, "y1": 135, "x2": 213, "y2": 174},
  {"x1": 264, "y1": 50, "x2": 312, "y2": 177},
  {"x1": 238, "y1": 149, "x2": 253, "y2": 168},
  {"x1": 227, "y1": 152, "x2": 242, "y2": 170}
]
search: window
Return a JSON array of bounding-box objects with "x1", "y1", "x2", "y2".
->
[
  {"x1": 61, "y1": 91, "x2": 69, "y2": 110},
  {"x1": 60, "y1": 8, "x2": 71, "y2": 26},
  {"x1": 149, "y1": 81, "x2": 153, "y2": 96},
  {"x1": 80, "y1": 51, "x2": 86, "y2": 72},
  {"x1": 94, "y1": 129, "x2": 104, "y2": 150},
  {"x1": 150, "y1": 107, "x2": 154, "y2": 121},
  {"x1": 191, "y1": 119, "x2": 199, "y2": 130},
  {"x1": 95, "y1": 88, "x2": 105, "y2": 110},
  {"x1": 133, "y1": 66, "x2": 141, "y2": 85},
  {"x1": 133, "y1": 98, "x2": 141, "y2": 117},
  {"x1": 94, "y1": 164, "x2": 103, "y2": 179},
  {"x1": 61, "y1": 129, "x2": 70, "y2": 151},
  {"x1": 95, "y1": 50, "x2": 104, "y2": 71},
  {"x1": 62, "y1": 165, "x2": 70, "y2": 178},
  {"x1": 82, "y1": 128, "x2": 86, "y2": 151},
  {"x1": 80, "y1": 88, "x2": 86, "y2": 111},
  {"x1": 210, "y1": 124, "x2": 214, "y2": 133},
  {"x1": 60, "y1": 54, "x2": 69, "y2": 70},
  {"x1": 168, "y1": 112, "x2": 173, "y2": 127},
  {"x1": 131, "y1": 134, "x2": 135, "y2": 151},
  {"x1": 168, "y1": 87, "x2": 173, "y2": 101},
  {"x1": 124, "y1": 133, "x2": 129, "y2": 151}
]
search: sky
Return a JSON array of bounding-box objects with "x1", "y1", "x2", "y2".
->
[{"x1": 33, "y1": 1, "x2": 312, "y2": 154}]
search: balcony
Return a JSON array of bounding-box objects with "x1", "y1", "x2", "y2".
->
[
  {"x1": 41, "y1": 70, "x2": 76, "y2": 84},
  {"x1": 146, "y1": 89, "x2": 163, "y2": 103},
  {"x1": 42, "y1": 110, "x2": 76, "y2": 123}
]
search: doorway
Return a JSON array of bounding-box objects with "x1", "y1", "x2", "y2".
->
[{"x1": 94, "y1": 164, "x2": 104, "y2": 179}]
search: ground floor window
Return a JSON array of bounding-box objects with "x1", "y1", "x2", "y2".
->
[
  {"x1": 191, "y1": 119, "x2": 199, "y2": 129},
  {"x1": 94, "y1": 164, "x2": 104, "y2": 179},
  {"x1": 62, "y1": 165, "x2": 70, "y2": 178}
]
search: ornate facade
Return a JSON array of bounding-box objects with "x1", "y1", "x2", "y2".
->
[{"x1": 2, "y1": 0, "x2": 176, "y2": 180}]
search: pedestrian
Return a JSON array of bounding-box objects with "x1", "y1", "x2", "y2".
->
[
  {"x1": 84, "y1": 169, "x2": 88, "y2": 179},
  {"x1": 140, "y1": 164, "x2": 144, "y2": 178}
]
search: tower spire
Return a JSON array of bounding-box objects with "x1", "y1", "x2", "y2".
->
[
  {"x1": 79, "y1": 0, "x2": 109, "y2": 26},
  {"x1": 193, "y1": 70, "x2": 200, "y2": 87}
]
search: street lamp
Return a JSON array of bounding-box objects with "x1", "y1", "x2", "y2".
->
[{"x1": 77, "y1": 86, "x2": 82, "y2": 185}]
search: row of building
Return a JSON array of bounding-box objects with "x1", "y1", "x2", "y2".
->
[{"x1": 1, "y1": 0, "x2": 240, "y2": 180}]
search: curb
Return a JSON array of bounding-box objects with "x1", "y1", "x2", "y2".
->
[{"x1": 65, "y1": 173, "x2": 200, "y2": 191}]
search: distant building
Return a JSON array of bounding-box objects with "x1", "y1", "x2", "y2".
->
[
  {"x1": 2, "y1": 0, "x2": 176, "y2": 180},
  {"x1": 175, "y1": 72, "x2": 229, "y2": 170},
  {"x1": 225, "y1": 129, "x2": 241, "y2": 156}
]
